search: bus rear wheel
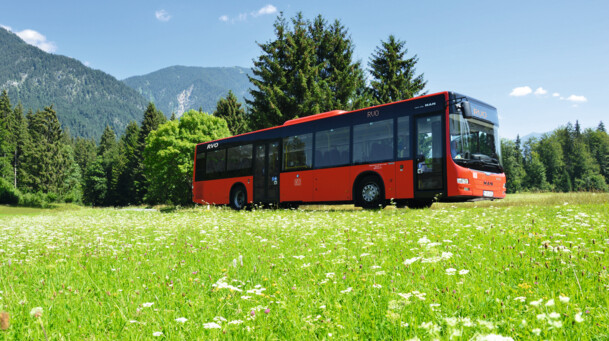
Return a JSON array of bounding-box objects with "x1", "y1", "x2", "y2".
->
[
  {"x1": 229, "y1": 185, "x2": 247, "y2": 210},
  {"x1": 356, "y1": 175, "x2": 386, "y2": 209}
]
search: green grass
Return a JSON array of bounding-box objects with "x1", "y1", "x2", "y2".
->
[{"x1": 1, "y1": 193, "x2": 608, "y2": 340}]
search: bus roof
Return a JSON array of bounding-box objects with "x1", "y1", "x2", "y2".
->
[{"x1": 196, "y1": 91, "x2": 452, "y2": 147}]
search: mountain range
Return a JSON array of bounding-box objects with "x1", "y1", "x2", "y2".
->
[
  {"x1": 122, "y1": 66, "x2": 251, "y2": 118},
  {"x1": 0, "y1": 27, "x2": 252, "y2": 140}
]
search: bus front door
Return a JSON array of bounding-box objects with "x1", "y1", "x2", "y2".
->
[
  {"x1": 414, "y1": 114, "x2": 445, "y2": 199},
  {"x1": 253, "y1": 141, "x2": 280, "y2": 204}
]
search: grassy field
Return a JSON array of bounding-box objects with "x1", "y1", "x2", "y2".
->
[{"x1": 0, "y1": 193, "x2": 608, "y2": 340}]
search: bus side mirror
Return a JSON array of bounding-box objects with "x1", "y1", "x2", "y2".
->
[{"x1": 460, "y1": 101, "x2": 472, "y2": 119}]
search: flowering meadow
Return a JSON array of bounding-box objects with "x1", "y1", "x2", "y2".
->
[{"x1": 0, "y1": 192, "x2": 608, "y2": 340}]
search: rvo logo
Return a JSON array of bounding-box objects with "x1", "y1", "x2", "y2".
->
[
  {"x1": 207, "y1": 142, "x2": 219, "y2": 149},
  {"x1": 367, "y1": 110, "x2": 379, "y2": 118}
]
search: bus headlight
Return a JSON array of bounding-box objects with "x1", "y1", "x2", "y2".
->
[{"x1": 457, "y1": 178, "x2": 469, "y2": 184}]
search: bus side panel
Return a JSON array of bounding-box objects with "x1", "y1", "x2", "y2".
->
[
  {"x1": 201, "y1": 176, "x2": 253, "y2": 205},
  {"x1": 349, "y1": 163, "x2": 396, "y2": 200},
  {"x1": 394, "y1": 160, "x2": 414, "y2": 199},
  {"x1": 313, "y1": 167, "x2": 352, "y2": 202},
  {"x1": 280, "y1": 171, "x2": 314, "y2": 202}
]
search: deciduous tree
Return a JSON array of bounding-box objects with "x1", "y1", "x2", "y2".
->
[{"x1": 144, "y1": 110, "x2": 230, "y2": 205}]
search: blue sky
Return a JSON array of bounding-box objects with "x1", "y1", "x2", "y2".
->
[{"x1": 2, "y1": 0, "x2": 608, "y2": 139}]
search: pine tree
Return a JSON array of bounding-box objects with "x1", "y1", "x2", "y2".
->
[
  {"x1": 21, "y1": 105, "x2": 71, "y2": 195},
  {"x1": 9, "y1": 103, "x2": 30, "y2": 189},
  {"x1": 248, "y1": 13, "x2": 366, "y2": 129},
  {"x1": 368, "y1": 35, "x2": 426, "y2": 105},
  {"x1": 500, "y1": 139, "x2": 526, "y2": 193},
  {"x1": 133, "y1": 103, "x2": 166, "y2": 203},
  {"x1": 598, "y1": 121, "x2": 606, "y2": 133},
  {"x1": 97, "y1": 126, "x2": 118, "y2": 205},
  {"x1": 213, "y1": 91, "x2": 249, "y2": 135},
  {"x1": 0, "y1": 90, "x2": 12, "y2": 179},
  {"x1": 112, "y1": 121, "x2": 140, "y2": 206}
]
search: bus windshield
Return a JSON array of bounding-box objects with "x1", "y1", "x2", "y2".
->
[{"x1": 449, "y1": 113, "x2": 503, "y2": 173}]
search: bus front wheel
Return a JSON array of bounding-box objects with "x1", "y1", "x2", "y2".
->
[
  {"x1": 229, "y1": 185, "x2": 247, "y2": 210},
  {"x1": 356, "y1": 175, "x2": 386, "y2": 209}
]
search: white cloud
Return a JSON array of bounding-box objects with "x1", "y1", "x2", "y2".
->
[
  {"x1": 534, "y1": 87, "x2": 547, "y2": 95},
  {"x1": 509, "y1": 86, "x2": 532, "y2": 97},
  {"x1": 1, "y1": 24, "x2": 12, "y2": 31},
  {"x1": 566, "y1": 95, "x2": 587, "y2": 103},
  {"x1": 253, "y1": 4, "x2": 277, "y2": 17},
  {"x1": 552, "y1": 92, "x2": 560, "y2": 97},
  {"x1": 155, "y1": 9, "x2": 171, "y2": 22},
  {"x1": 15, "y1": 29, "x2": 57, "y2": 53},
  {"x1": 220, "y1": 4, "x2": 277, "y2": 23}
]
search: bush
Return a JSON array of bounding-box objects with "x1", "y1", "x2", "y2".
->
[
  {"x1": 0, "y1": 178, "x2": 22, "y2": 205},
  {"x1": 19, "y1": 192, "x2": 49, "y2": 208}
]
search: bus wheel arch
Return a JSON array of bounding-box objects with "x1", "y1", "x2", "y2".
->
[
  {"x1": 353, "y1": 172, "x2": 386, "y2": 209},
  {"x1": 229, "y1": 183, "x2": 248, "y2": 210}
]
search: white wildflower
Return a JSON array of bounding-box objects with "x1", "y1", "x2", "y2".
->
[
  {"x1": 30, "y1": 307, "x2": 43, "y2": 318},
  {"x1": 574, "y1": 312, "x2": 584, "y2": 323},
  {"x1": 153, "y1": 331, "x2": 163, "y2": 337},
  {"x1": 559, "y1": 296, "x2": 570, "y2": 303},
  {"x1": 203, "y1": 322, "x2": 222, "y2": 329},
  {"x1": 175, "y1": 317, "x2": 187, "y2": 323},
  {"x1": 403, "y1": 257, "x2": 421, "y2": 265},
  {"x1": 545, "y1": 298, "x2": 555, "y2": 307},
  {"x1": 458, "y1": 269, "x2": 470, "y2": 275},
  {"x1": 530, "y1": 299, "x2": 543, "y2": 306},
  {"x1": 446, "y1": 268, "x2": 457, "y2": 275},
  {"x1": 340, "y1": 287, "x2": 352, "y2": 294},
  {"x1": 142, "y1": 302, "x2": 154, "y2": 308}
]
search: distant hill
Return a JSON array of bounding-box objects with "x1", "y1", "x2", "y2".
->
[
  {"x1": 0, "y1": 27, "x2": 148, "y2": 140},
  {"x1": 122, "y1": 66, "x2": 252, "y2": 117}
]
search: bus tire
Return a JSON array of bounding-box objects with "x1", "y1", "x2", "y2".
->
[
  {"x1": 355, "y1": 175, "x2": 385, "y2": 209},
  {"x1": 229, "y1": 185, "x2": 248, "y2": 210}
]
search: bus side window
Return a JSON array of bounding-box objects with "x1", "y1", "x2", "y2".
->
[
  {"x1": 194, "y1": 149, "x2": 206, "y2": 181},
  {"x1": 206, "y1": 149, "x2": 226, "y2": 174},
  {"x1": 314, "y1": 126, "x2": 350, "y2": 168},
  {"x1": 283, "y1": 133, "x2": 313, "y2": 171},
  {"x1": 227, "y1": 144, "x2": 253, "y2": 171},
  {"x1": 397, "y1": 116, "x2": 411, "y2": 159},
  {"x1": 353, "y1": 119, "x2": 394, "y2": 163}
]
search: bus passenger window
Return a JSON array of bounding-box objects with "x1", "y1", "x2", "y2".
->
[
  {"x1": 283, "y1": 133, "x2": 312, "y2": 170},
  {"x1": 194, "y1": 149, "x2": 206, "y2": 181},
  {"x1": 206, "y1": 149, "x2": 226, "y2": 174},
  {"x1": 353, "y1": 119, "x2": 394, "y2": 163},
  {"x1": 314, "y1": 126, "x2": 350, "y2": 168},
  {"x1": 397, "y1": 116, "x2": 411, "y2": 159},
  {"x1": 227, "y1": 144, "x2": 253, "y2": 171}
]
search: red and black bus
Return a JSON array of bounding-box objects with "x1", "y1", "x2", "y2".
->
[{"x1": 193, "y1": 91, "x2": 506, "y2": 209}]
